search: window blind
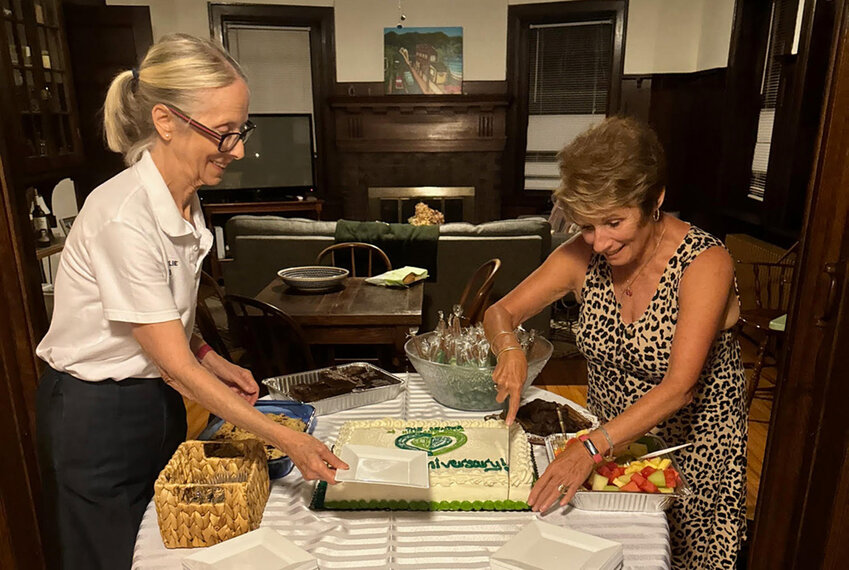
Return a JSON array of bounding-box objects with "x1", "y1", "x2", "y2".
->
[
  {"x1": 227, "y1": 26, "x2": 314, "y2": 117},
  {"x1": 524, "y1": 20, "x2": 613, "y2": 191},
  {"x1": 748, "y1": 0, "x2": 798, "y2": 202}
]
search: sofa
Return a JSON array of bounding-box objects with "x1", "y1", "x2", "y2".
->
[{"x1": 220, "y1": 216, "x2": 552, "y2": 334}]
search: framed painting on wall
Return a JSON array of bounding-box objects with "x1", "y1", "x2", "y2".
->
[{"x1": 384, "y1": 27, "x2": 463, "y2": 94}]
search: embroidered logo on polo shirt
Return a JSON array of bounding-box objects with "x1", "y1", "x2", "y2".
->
[{"x1": 167, "y1": 259, "x2": 179, "y2": 277}]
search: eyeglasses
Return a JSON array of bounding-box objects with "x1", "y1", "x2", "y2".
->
[{"x1": 165, "y1": 104, "x2": 255, "y2": 152}]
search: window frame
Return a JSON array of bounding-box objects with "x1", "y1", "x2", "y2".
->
[
  {"x1": 209, "y1": 3, "x2": 335, "y2": 198},
  {"x1": 504, "y1": 1, "x2": 626, "y2": 215}
]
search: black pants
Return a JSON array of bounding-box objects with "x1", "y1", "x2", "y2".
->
[{"x1": 36, "y1": 367, "x2": 186, "y2": 570}]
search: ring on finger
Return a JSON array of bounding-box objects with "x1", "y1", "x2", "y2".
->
[{"x1": 557, "y1": 483, "x2": 569, "y2": 495}]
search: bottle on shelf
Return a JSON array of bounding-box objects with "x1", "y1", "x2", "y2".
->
[{"x1": 32, "y1": 190, "x2": 51, "y2": 247}]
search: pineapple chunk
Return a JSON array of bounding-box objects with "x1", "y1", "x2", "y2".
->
[
  {"x1": 657, "y1": 459, "x2": 672, "y2": 470},
  {"x1": 659, "y1": 487, "x2": 675, "y2": 494},
  {"x1": 612, "y1": 474, "x2": 632, "y2": 488},
  {"x1": 625, "y1": 465, "x2": 642, "y2": 475}
]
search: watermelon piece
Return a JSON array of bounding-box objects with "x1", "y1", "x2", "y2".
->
[
  {"x1": 640, "y1": 466, "x2": 657, "y2": 477},
  {"x1": 621, "y1": 481, "x2": 642, "y2": 493},
  {"x1": 640, "y1": 479, "x2": 659, "y2": 493},
  {"x1": 630, "y1": 473, "x2": 647, "y2": 487},
  {"x1": 597, "y1": 464, "x2": 613, "y2": 478},
  {"x1": 613, "y1": 467, "x2": 626, "y2": 478}
]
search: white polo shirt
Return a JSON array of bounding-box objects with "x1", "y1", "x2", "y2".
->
[{"x1": 37, "y1": 151, "x2": 214, "y2": 381}]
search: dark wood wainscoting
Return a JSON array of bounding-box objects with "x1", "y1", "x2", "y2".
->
[{"x1": 647, "y1": 68, "x2": 727, "y2": 234}]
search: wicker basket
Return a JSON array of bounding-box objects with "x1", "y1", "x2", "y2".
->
[{"x1": 153, "y1": 440, "x2": 270, "y2": 548}]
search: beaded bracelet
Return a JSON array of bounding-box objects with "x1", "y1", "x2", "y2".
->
[{"x1": 495, "y1": 345, "x2": 523, "y2": 361}]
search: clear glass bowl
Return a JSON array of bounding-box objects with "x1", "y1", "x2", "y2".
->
[{"x1": 404, "y1": 333, "x2": 554, "y2": 411}]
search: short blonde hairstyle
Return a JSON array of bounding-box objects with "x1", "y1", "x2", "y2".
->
[
  {"x1": 553, "y1": 116, "x2": 666, "y2": 222},
  {"x1": 103, "y1": 34, "x2": 247, "y2": 165}
]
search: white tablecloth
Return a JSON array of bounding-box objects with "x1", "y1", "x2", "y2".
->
[{"x1": 132, "y1": 375, "x2": 671, "y2": 569}]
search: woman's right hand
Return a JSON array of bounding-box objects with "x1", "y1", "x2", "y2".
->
[
  {"x1": 492, "y1": 350, "x2": 529, "y2": 425},
  {"x1": 278, "y1": 430, "x2": 349, "y2": 483}
]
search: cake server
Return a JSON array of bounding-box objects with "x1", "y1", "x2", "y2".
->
[{"x1": 637, "y1": 442, "x2": 693, "y2": 460}]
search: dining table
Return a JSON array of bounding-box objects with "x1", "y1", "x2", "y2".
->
[
  {"x1": 255, "y1": 277, "x2": 424, "y2": 369},
  {"x1": 131, "y1": 375, "x2": 672, "y2": 569}
]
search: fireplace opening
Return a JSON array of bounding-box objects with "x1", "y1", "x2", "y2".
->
[{"x1": 368, "y1": 186, "x2": 475, "y2": 223}]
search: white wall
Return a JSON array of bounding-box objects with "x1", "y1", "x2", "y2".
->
[{"x1": 108, "y1": 0, "x2": 735, "y2": 79}]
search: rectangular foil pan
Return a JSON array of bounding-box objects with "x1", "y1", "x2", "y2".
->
[
  {"x1": 263, "y1": 362, "x2": 406, "y2": 416},
  {"x1": 544, "y1": 433, "x2": 693, "y2": 512}
]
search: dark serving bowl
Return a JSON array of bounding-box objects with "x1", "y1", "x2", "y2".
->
[{"x1": 198, "y1": 400, "x2": 316, "y2": 479}]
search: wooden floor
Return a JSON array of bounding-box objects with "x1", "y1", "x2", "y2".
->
[{"x1": 534, "y1": 337, "x2": 774, "y2": 522}]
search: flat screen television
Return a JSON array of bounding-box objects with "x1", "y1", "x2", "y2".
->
[{"x1": 199, "y1": 113, "x2": 316, "y2": 203}]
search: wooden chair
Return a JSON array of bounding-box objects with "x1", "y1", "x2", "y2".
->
[
  {"x1": 222, "y1": 294, "x2": 316, "y2": 382},
  {"x1": 196, "y1": 271, "x2": 233, "y2": 360},
  {"x1": 737, "y1": 259, "x2": 795, "y2": 409},
  {"x1": 457, "y1": 258, "x2": 501, "y2": 326},
  {"x1": 315, "y1": 242, "x2": 392, "y2": 277}
]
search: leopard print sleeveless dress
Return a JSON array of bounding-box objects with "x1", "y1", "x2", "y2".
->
[{"x1": 576, "y1": 225, "x2": 747, "y2": 569}]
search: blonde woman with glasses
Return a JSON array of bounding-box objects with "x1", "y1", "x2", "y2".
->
[{"x1": 35, "y1": 34, "x2": 346, "y2": 569}]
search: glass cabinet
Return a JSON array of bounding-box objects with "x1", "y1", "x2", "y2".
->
[{"x1": 1, "y1": 0, "x2": 83, "y2": 177}]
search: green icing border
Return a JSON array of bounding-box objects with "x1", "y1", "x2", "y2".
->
[
  {"x1": 309, "y1": 441, "x2": 540, "y2": 512},
  {"x1": 311, "y1": 481, "x2": 530, "y2": 511}
]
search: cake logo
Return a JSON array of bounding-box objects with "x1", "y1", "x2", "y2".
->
[{"x1": 394, "y1": 427, "x2": 467, "y2": 456}]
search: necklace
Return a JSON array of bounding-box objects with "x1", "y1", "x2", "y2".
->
[{"x1": 622, "y1": 221, "x2": 667, "y2": 297}]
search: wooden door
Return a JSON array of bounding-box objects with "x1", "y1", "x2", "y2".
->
[
  {"x1": 62, "y1": 3, "x2": 152, "y2": 202},
  {"x1": 750, "y1": 0, "x2": 849, "y2": 566}
]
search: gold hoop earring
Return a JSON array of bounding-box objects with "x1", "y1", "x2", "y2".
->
[{"x1": 652, "y1": 209, "x2": 662, "y2": 222}]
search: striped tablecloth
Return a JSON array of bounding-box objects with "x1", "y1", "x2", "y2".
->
[{"x1": 132, "y1": 375, "x2": 671, "y2": 569}]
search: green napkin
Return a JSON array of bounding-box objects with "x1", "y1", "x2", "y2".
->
[{"x1": 365, "y1": 266, "x2": 429, "y2": 287}]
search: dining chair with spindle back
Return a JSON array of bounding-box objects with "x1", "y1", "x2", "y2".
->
[
  {"x1": 736, "y1": 259, "x2": 795, "y2": 409},
  {"x1": 316, "y1": 242, "x2": 392, "y2": 277},
  {"x1": 222, "y1": 294, "x2": 316, "y2": 382}
]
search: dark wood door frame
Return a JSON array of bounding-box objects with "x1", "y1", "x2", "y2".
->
[
  {"x1": 0, "y1": 114, "x2": 48, "y2": 570},
  {"x1": 750, "y1": 0, "x2": 849, "y2": 566},
  {"x1": 504, "y1": 0, "x2": 627, "y2": 216},
  {"x1": 208, "y1": 3, "x2": 336, "y2": 203}
]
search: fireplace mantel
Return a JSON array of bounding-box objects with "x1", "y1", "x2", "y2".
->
[{"x1": 330, "y1": 95, "x2": 510, "y2": 153}]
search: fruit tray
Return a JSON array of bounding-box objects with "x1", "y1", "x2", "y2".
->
[{"x1": 544, "y1": 433, "x2": 693, "y2": 512}]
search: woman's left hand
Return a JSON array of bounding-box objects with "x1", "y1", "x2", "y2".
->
[
  {"x1": 527, "y1": 441, "x2": 595, "y2": 513},
  {"x1": 201, "y1": 351, "x2": 259, "y2": 405}
]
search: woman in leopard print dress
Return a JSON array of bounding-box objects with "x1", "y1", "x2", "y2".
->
[{"x1": 485, "y1": 117, "x2": 747, "y2": 568}]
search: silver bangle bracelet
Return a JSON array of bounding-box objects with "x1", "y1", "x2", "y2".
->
[{"x1": 597, "y1": 425, "x2": 615, "y2": 457}]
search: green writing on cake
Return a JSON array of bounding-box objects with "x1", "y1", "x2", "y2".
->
[
  {"x1": 394, "y1": 428, "x2": 467, "y2": 456},
  {"x1": 428, "y1": 457, "x2": 509, "y2": 472}
]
